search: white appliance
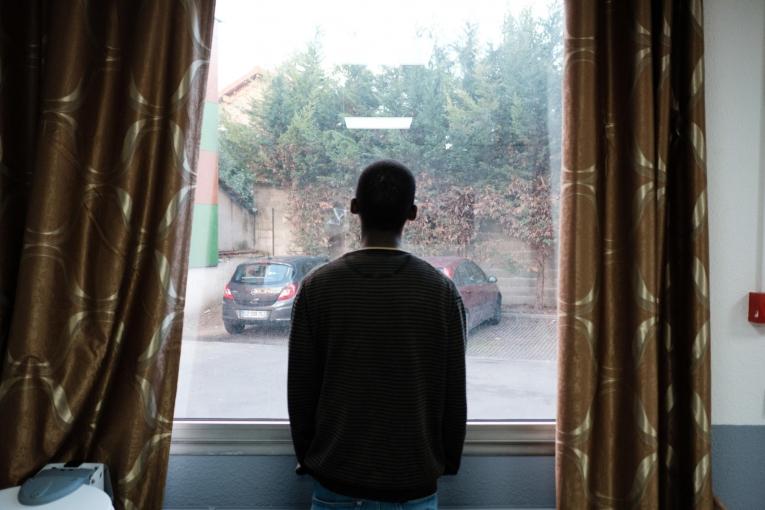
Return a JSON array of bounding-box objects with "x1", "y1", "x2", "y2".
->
[{"x1": 0, "y1": 463, "x2": 113, "y2": 509}]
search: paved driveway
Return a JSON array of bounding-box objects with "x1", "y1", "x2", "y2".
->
[{"x1": 175, "y1": 312, "x2": 557, "y2": 420}]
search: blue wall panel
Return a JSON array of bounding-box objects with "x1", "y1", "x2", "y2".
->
[
  {"x1": 711, "y1": 425, "x2": 765, "y2": 510},
  {"x1": 164, "y1": 455, "x2": 555, "y2": 508},
  {"x1": 164, "y1": 425, "x2": 765, "y2": 509}
]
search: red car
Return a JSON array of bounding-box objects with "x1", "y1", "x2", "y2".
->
[{"x1": 424, "y1": 257, "x2": 502, "y2": 332}]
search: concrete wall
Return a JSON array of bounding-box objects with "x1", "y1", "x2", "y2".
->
[
  {"x1": 249, "y1": 190, "x2": 559, "y2": 308},
  {"x1": 218, "y1": 188, "x2": 258, "y2": 252},
  {"x1": 183, "y1": 256, "x2": 253, "y2": 327},
  {"x1": 253, "y1": 186, "x2": 293, "y2": 256},
  {"x1": 474, "y1": 235, "x2": 557, "y2": 308}
]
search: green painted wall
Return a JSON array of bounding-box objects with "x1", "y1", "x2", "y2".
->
[
  {"x1": 189, "y1": 204, "x2": 219, "y2": 268},
  {"x1": 189, "y1": 98, "x2": 219, "y2": 268}
]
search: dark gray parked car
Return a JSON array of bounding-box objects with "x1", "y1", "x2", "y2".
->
[{"x1": 222, "y1": 256, "x2": 328, "y2": 334}]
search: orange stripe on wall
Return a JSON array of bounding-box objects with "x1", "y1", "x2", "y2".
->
[{"x1": 194, "y1": 150, "x2": 219, "y2": 205}]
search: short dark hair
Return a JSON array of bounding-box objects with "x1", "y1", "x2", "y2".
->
[{"x1": 355, "y1": 160, "x2": 416, "y2": 231}]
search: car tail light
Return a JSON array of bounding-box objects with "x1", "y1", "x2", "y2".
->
[
  {"x1": 223, "y1": 284, "x2": 234, "y2": 300},
  {"x1": 441, "y1": 267, "x2": 453, "y2": 279},
  {"x1": 277, "y1": 283, "x2": 297, "y2": 301}
]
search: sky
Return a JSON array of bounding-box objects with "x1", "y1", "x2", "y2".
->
[{"x1": 215, "y1": 0, "x2": 555, "y2": 90}]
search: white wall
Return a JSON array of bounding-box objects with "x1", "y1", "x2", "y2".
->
[
  {"x1": 707, "y1": 0, "x2": 765, "y2": 425},
  {"x1": 183, "y1": 256, "x2": 251, "y2": 324}
]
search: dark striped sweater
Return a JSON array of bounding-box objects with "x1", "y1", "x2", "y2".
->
[{"x1": 287, "y1": 249, "x2": 467, "y2": 502}]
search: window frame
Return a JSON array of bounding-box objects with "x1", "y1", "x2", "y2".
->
[
  {"x1": 175, "y1": 0, "x2": 561, "y2": 460},
  {"x1": 169, "y1": 420, "x2": 555, "y2": 456}
]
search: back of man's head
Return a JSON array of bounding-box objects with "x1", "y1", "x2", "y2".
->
[{"x1": 354, "y1": 160, "x2": 416, "y2": 231}]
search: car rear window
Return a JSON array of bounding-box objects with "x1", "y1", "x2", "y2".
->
[{"x1": 233, "y1": 263, "x2": 292, "y2": 285}]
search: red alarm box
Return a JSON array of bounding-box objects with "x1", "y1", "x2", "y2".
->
[{"x1": 748, "y1": 292, "x2": 765, "y2": 323}]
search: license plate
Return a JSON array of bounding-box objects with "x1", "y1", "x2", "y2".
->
[
  {"x1": 250, "y1": 288, "x2": 277, "y2": 295},
  {"x1": 238, "y1": 310, "x2": 269, "y2": 320}
]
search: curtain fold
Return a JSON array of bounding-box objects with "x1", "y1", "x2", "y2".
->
[
  {"x1": 557, "y1": 0, "x2": 722, "y2": 508},
  {"x1": 0, "y1": 2, "x2": 215, "y2": 509}
]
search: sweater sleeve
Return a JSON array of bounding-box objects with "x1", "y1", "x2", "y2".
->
[
  {"x1": 442, "y1": 286, "x2": 467, "y2": 475},
  {"x1": 287, "y1": 284, "x2": 322, "y2": 469}
]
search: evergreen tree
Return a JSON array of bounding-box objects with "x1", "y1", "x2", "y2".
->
[{"x1": 216, "y1": 6, "x2": 563, "y2": 307}]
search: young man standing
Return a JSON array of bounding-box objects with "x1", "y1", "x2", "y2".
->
[{"x1": 288, "y1": 160, "x2": 467, "y2": 508}]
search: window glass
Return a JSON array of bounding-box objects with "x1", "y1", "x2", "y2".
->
[
  {"x1": 233, "y1": 263, "x2": 292, "y2": 285},
  {"x1": 465, "y1": 262, "x2": 487, "y2": 284},
  {"x1": 175, "y1": 0, "x2": 562, "y2": 421},
  {"x1": 454, "y1": 264, "x2": 470, "y2": 287}
]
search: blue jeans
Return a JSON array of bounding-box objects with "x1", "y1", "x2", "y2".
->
[{"x1": 311, "y1": 481, "x2": 438, "y2": 510}]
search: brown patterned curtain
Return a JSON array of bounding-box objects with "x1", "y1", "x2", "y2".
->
[
  {"x1": 556, "y1": 1, "x2": 724, "y2": 509},
  {"x1": 0, "y1": 2, "x2": 215, "y2": 509}
]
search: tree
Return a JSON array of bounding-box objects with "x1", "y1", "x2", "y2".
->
[
  {"x1": 217, "y1": 7, "x2": 563, "y2": 308},
  {"x1": 405, "y1": 173, "x2": 476, "y2": 256},
  {"x1": 218, "y1": 112, "x2": 257, "y2": 209},
  {"x1": 477, "y1": 177, "x2": 555, "y2": 309}
]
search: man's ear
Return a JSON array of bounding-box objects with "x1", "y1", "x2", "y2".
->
[
  {"x1": 350, "y1": 198, "x2": 359, "y2": 215},
  {"x1": 407, "y1": 204, "x2": 417, "y2": 221}
]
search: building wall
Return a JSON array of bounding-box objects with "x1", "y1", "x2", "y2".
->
[
  {"x1": 248, "y1": 188, "x2": 559, "y2": 307},
  {"x1": 219, "y1": 69, "x2": 267, "y2": 124},
  {"x1": 218, "y1": 189, "x2": 258, "y2": 252},
  {"x1": 707, "y1": 0, "x2": 765, "y2": 428},
  {"x1": 188, "y1": 28, "x2": 220, "y2": 268},
  {"x1": 253, "y1": 186, "x2": 294, "y2": 256}
]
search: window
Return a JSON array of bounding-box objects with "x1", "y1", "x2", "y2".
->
[
  {"x1": 454, "y1": 264, "x2": 469, "y2": 287},
  {"x1": 234, "y1": 263, "x2": 292, "y2": 284},
  {"x1": 465, "y1": 262, "x2": 487, "y2": 284},
  {"x1": 174, "y1": 0, "x2": 562, "y2": 445}
]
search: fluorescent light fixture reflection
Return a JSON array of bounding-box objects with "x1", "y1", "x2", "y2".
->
[
  {"x1": 335, "y1": 40, "x2": 431, "y2": 67},
  {"x1": 344, "y1": 117, "x2": 413, "y2": 130}
]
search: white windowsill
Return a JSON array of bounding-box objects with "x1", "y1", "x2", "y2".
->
[{"x1": 169, "y1": 420, "x2": 555, "y2": 456}]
